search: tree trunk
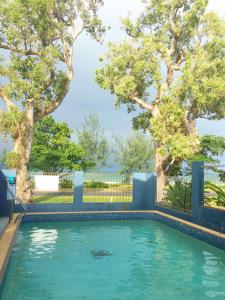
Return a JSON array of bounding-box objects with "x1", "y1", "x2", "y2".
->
[
  {"x1": 155, "y1": 148, "x2": 168, "y2": 203},
  {"x1": 16, "y1": 160, "x2": 32, "y2": 203},
  {"x1": 15, "y1": 103, "x2": 34, "y2": 203}
]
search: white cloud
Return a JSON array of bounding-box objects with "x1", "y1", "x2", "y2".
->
[
  {"x1": 99, "y1": 0, "x2": 143, "y2": 43},
  {"x1": 208, "y1": 0, "x2": 225, "y2": 16}
]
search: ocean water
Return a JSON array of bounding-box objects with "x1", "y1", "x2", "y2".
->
[{"x1": 1, "y1": 220, "x2": 225, "y2": 300}]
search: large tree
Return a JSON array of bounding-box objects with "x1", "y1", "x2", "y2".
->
[
  {"x1": 96, "y1": 0, "x2": 225, "y2": 200},
  {"x1": 29, "y1": 116, "x2": 91, "y2": 172},
  {"x1": 0, "y1": 0, "x2": 104, "y2": 202},
  {"x1": 77, "y1": 112, "x2": 109, "y2": 170}
]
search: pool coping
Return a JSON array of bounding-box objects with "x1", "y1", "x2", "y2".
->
[
  {"x1": 1, "y1": 210, "x2": 225, "y2": 287},
  {"x1": 0, "y1": 214, "x2": 21, "y2": 285},
  {"x1": 0, "y1": 218, "x2": 9, "y2": 239}
]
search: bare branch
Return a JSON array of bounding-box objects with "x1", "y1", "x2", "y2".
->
[{"x1": 73, "y1": 26, "x2": 86, "y2": 42}]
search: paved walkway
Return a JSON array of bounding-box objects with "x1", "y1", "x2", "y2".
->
[{"x1": 0, "y1": 218, "x2": 9, "y2": 238}]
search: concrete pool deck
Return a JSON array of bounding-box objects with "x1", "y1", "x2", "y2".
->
[
  {"x1": 1, "y1": 210, "x2": 225, "y2": 286},
  {"x1": 0, "y1": 218, "x2": 8, "y2": 239},
  {"x1": 0, "y1": 215, "x2": 21, "y2": 285}
]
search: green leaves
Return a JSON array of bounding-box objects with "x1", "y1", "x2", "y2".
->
[
  {"x1": 29, "y1": 116, "x2": 90, "y2": 172},
  {"x1": 77, "y1": 113, "x2": 109, "y2": 171},
  {"x1": 113, "y1": 132, "x2": 155, "y2": 181},
  {"x1": 163, "y1": 179, "x2": 192, "y2": 212},
  {"x1": 0, "y1": 108, "x2": 25, "y2": 138},
  {"x1": 190, "y1": 135, "x2": 225, "y2": 164},
  {"x1": 96, "y1": 39, "x2": 161, "y2": 106},
  {"x1": 204, "y1": 181, "x2": 225, "y2": 208}
]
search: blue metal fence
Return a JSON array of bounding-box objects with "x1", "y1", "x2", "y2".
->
[{"x1": 83, "y1": 172, "x2": 132, "y2": 203}]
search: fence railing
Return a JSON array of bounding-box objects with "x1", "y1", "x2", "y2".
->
[
  {"x1": 3, "y1": 163, "x2": 225, "y2": 233},
  {"x1": 13, "y1": 165, "x2": 225, "y2": 211},
  {"x1": 28, "y1": 172, "x2": 133, "y2": 204},
  {"x1": 204, "y1": 165, "x2": 225, "y2": 210},
  {"x1": 29, "y1": 172, "x2": 74, "y2": 204},
  {"x1": 83, "y1": 173, "x2": 132, "y2": 203},
  {"x1": 156, "y1": 175, "x2": 192, "y2": 214}
]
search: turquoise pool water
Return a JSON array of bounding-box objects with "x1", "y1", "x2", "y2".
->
[{"x1": 1, "y1": 220, "x2": 225, "y2": 300}]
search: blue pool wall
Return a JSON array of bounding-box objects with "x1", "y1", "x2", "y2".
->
[
  {"x1": 0, "y1": 170, "x2": 10, "y2": 218},
  {"x1": 1, "y1": 162, "x2": 225, "y2": 233}
]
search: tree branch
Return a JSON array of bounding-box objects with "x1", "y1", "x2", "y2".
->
[
  {"x1": 0, "y1": 88, "x2": 17, "y2": 111},
  {"x1": 73, "y1": 26, "x2": 87, "y2": 42},
  {"x1": 131, "y1": 95, "x2": 154, "y2": 111},
  {"x1": 154, "y1": 7, "x2": 184, "y2": 104},
  {"x1": 169, "y1": 7, "x2": 179, "y2": 38},
  {"x1": 34, "y1": 37, "x2": 73, "y2": 122},
  {"x1": 34, "y1": 97, "x2": 64, "y2": 122},
  {"x1": 0, "y1": 43, "x2": 41, "y2": 57}
]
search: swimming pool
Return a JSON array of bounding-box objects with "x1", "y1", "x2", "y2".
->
[{"x1": 1, "y1": 219, "x2": 225, "y2": 300}]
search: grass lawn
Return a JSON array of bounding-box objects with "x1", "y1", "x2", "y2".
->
[{"x1": 31, "y1": 195, "x2": 132, "y2": 204}]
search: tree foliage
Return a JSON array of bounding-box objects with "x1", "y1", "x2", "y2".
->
[
  {"x1": 113, "y1": 132, "x2": 155, "y2": 181},
  {"x1": 168, "y1": 135, "x2": 225, "y2": 176},
  {"x1": 191, "y1": 135, "x2": 225, "y2": 163},
  {"x1": 0, "y1": 0, "x2": 104, "y2": 201},
  {"x1": 0, "y1": 0, "x2": 105, "y2": 158},
  {"x1": 0, "y1": 148, "x2": 8, "y2": 167},
  {"x1": 96, "y1": 0, "x2": 225, "y2": 173},
  {"x1": 77, "y1": 112, "x2": 109, "y2": 170},
  {"x1": 29, "y1": 116, "x2": 91, "y2": 172}
]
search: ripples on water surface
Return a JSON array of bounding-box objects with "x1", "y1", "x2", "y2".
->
[{"x1": 1, "y1": 220, "x2": 225, "y2": 300}]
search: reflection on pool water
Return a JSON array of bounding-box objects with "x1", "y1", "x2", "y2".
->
[{"x1": 1, "y1": 220, "x2": 225, "y2": 300}]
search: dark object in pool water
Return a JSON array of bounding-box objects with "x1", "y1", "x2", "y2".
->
[{"x1": 90, "y1": 250, "x2": 113, "y2": 258}]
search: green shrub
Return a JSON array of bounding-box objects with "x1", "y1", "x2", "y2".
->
[
  {"x1": 204, "y1": 181, "x2": 225, "y2": 207},
  {"x1": 84, "y1": 181, "x2": 110, "y2": 189},
  {"x1": 59, "y1": 178, "x2": 73, "y2": 189},
  {"x1": 163, "y1": 180, "x2": 192, "y2": 211}
]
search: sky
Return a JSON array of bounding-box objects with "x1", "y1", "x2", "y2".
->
[
  {"x1": 53, "y1": 0, "x2": 144, "y2": 141},
  {"x1": 52, "y1": 0, "x2": 225, "y2": 141},
  {"x1": 1, "y1": 0, "x2": 225, "y2": 150}
]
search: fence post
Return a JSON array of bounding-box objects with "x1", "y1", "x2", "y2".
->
[
  {"x1": 2, "y1": 169, "x2": 16, "y2": 195},
  {"x1": 132, "y1": 173, "x2": 156, "y2": 210},
  {"x1": 147, "y1": 173, "x2": 157, "y2": 210},
  {"x1": 73, "y1": 171, "x2": 83, "y2": 207},
  {"x1": 192, "y1": 161, "x2": 204, "y2": 224}
]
